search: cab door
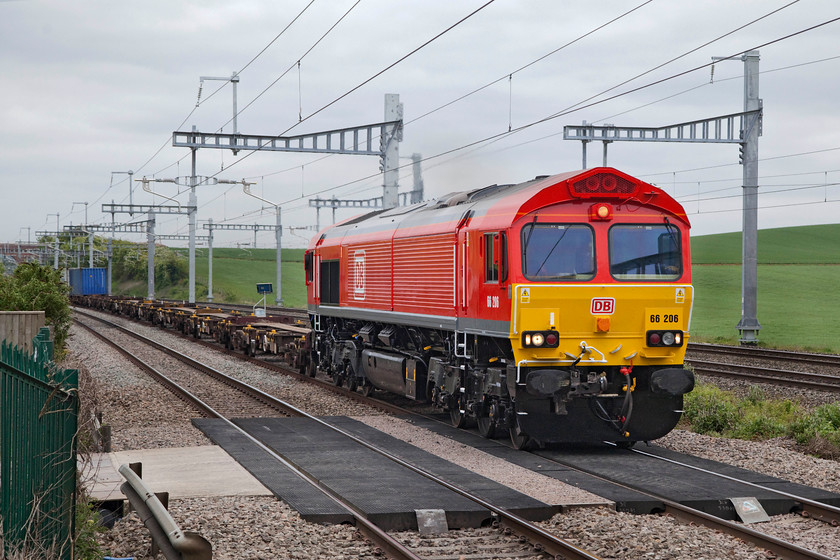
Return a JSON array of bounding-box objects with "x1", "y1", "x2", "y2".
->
[{"x1": 477, "y1": 231, "x2": 509, "y2": 322}]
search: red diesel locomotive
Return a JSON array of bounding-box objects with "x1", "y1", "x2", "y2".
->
[{"x1": 305, "y1": 167, "x2": 695, "y2": 448}]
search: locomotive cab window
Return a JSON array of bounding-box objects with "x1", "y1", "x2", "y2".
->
[
  {"x1": 609, "y1": 224, "x2": 682, "y2": 280},
  {"x1": 304, "y1": 251, "x2": 314, "y2": 283},
  {"x1": 521, "y1": 223, "x2": 595, "y2": 281},
  {"x1": 483, "y1": 232, "x2": 508, "y2": 283}
]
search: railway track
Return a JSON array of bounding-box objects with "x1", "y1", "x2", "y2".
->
[
  {"x1": 686, "y1": 358, "x2": 840, "y2": 392},
  {"x1": 621, "y1": 444, "x2": 840, "y2": 527},
  {"x1": 74, "y1": 314, "x2": 293, "y2": 419},
  {"x1": 73, "y1": 310, "x2": 601, "y2": 560},
  {"x1": 688, "y1": 342, "x2": 840, "y2": 370},
  {"x1": 686, "y1": 342, "x2": 840, "y2": 392},
  {"x1": 74, "y1": 306, "x2": 840, "y2": 559}
]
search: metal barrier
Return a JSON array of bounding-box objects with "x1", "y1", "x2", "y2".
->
[
  {"x1": 1, "y1": 327, "x2": 78, "y2": 559},
  {"x1": 118, "y1": 464, "x2": 212, "y2": 560}
]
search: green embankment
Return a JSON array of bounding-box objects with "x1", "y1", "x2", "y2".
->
[
  {"x1": 191, "y1": 248, "x2": 306, "y2": 306},
  {"x1": 689, "y1": 223, "x2": 840, "y2": 353}
]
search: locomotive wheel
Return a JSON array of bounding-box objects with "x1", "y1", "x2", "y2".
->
[
  {"x1": 449, "y1": 396, "x2": 467, "y2": 429},
  {"x1": 476, "y1": 415, "x2": 496, "y2": 438},
  {"x1": 509, "y1": 419, "x2": 531, "y2": 450}
]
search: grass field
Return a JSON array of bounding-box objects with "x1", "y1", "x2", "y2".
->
[
  {"x1": 118, "y1": 247, "x2": 308, "y2": 308},
  {"x1": 116, "y1": 223, "x2": 840, "y2": 353},
  {"x1": 191, "y1": 248, "x2": 307, "y2": 306},
  {"x1": 689, "y1": 223, "x2": 840, "y2": 352},
  {"x1": 690, "y1": 264, "x2": 840, "y2": 352}
]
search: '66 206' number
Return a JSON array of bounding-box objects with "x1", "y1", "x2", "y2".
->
[{"x1": 650, "y1": 314, "x2": 679, "y2": 323}]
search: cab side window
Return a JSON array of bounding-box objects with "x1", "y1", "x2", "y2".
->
[{"x1": 484, "y1": 233, "x2": 499, "y2": 283}]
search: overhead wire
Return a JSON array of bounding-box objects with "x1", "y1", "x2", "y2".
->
[
  {"x1": 402, "y1": 14, "x2": 840, "y2": 185},
  {"x1": 231, "y1": 1, "x2": 827, "y2": 213},
  {"x1": 209, "y1": 0, "x2": 499, "y2": 177},
  {"x1": 113, "y1": 8, "x2": 840, "y2": 243},
  {"x1": 213, "y1": 0, "x2": 362, "y2": 134},
  {"x1": 414, "y1": 50, "x2": 840, "y2": 173},
  {"x1": 180, "y1": 0, "x2": 656, "y2": 233},
  {"x1": 404, "y1": 0, "x2": 655, "y2": 126},
  {"x1": 640, "y1": 145, "x2": 840, "y2": 178},
  {"x1": 85, "y1": 0, "x2": 319, "y2": 216},
  {"x1": 153, "y1": 0, "x2": 500, "y2": 235},
  {"x1": 538, "y1": 15, "x2": 840, "y2": 125},
  {"x1": 549, "y1": 0, "x2": 801, "y2": 118},
  {"x1": 129, "y1": 0, "x2": 776, "y2": 221}
]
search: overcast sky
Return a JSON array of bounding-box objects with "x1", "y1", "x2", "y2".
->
[{"x1": 1, "y1": 0, "x2": 838, "y2": 250}]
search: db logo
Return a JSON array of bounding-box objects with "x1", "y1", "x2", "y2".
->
[
  {"x1": 353, "y1": 250, "x2": 366, "y2": 300},
  {"x1": 591, "y1": 298, "x2": 615, "y2": 315}
]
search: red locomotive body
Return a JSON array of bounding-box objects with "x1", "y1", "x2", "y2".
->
[{"x1": 306, "y1": 167, "x2": 694, "y2": 447}]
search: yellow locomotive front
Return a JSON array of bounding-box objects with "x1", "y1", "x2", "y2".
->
[{"x1": 503, "y1": 170, "x2": 695, "y2": 447}]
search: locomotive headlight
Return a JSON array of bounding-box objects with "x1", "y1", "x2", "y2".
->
[
  {"x1": 674, "y1": 332, "x2": 682, "y2": 345},
  {"x1": 522, "y1": 331, "x2": 560, "y2": 348},
  {"x1": 662, "y1": 331, "x2": 676, "y2": 346}
]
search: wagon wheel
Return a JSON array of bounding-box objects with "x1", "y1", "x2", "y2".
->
[
  {"x1": 307, "y1": 359, "x2": 317, "y2": 378},
  {"x1": 347, "y1": 374, "x2": 358, "y2": 392},
  {"x1": 331, "y1": 371, "x2": 343, "y2": 387},
  {"x1": 360, "y1": 383, "x2": 374, "y2": 397},
  {"x1": 476, "y1": 414, "x2": 496, "y2": 439},
  {"x1": 449, "y1": 396, "x2": 467, "y2": 429},
  {"x1": 509, "y1": 417, "x2": 531, "y2": 450}
]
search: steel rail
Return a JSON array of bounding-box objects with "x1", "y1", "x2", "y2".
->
[
  {"x1": 662, "y1": 502, "x2": 835, "y2": 560},
  {"x1": 533, "y1": 443, "x2": 837, "y2": 560},
  {"x1": 622, "y1": 445, "x2": 840, "y2": 526},
  {"x1": 687, "y1": 359, "x2": 840, "y2": 392},
  {"x1": 73, "y1": 307, "x2": 602, "y2": 560},
  {"x1": 73, "y1": 312, "x2": 422, "y2": 560},
  {"x1": 688, "y1": 342, "x2": 840, "y2": 369},
  {"x1": 74, "y1": 312, "x2": 295, "y2": 416},
  {"x1": 74, "y1": 317, "x2": 220, "y2": 419}
]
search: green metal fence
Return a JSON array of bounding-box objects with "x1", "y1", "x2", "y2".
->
[{"x1": 1, "y1": 327, "x2": 78, "y2": 559}]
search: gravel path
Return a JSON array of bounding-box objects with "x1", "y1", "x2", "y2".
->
[{"x1": 68, "y1": 313, "x2": 840, "y2": 559}]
